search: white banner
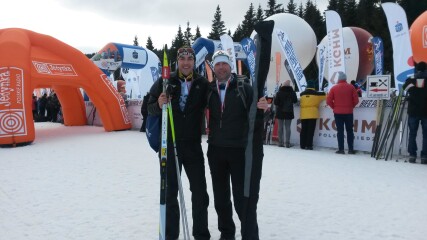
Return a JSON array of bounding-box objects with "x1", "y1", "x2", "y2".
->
[
  {"x1": 381, "y1": 2, "x2": 414, "y2": 91},
  {"x1": 122, "y1": 47, "x2": 147, "y2": 66},
  {"x1": 325, "y1": 10, "x2": 346, "y2": 88},
  {"x1": 220, "y1": 34, "x2": 237, "y2": 74},
  {"x1": 275, "y1": 28, "x2": 307, "y2": 90}
]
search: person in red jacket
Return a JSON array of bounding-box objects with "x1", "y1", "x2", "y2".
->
[{"x1": 327, "y1": 71, "x2": 359, "y2": 154}]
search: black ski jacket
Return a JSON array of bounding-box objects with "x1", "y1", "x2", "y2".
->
[
  {"x1": 207, "y1": 74, "x2": 253, "y2": 148},
  {"x1": 147, "y1": 71, "x2": 209, "y2": 142},
  {"x1": 403, "y1": 71, "x2": 427, "y2": 118}
]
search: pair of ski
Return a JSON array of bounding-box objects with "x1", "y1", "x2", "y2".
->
[
  {"x1": 159, "y1": 48, "x2": 190, "y2": 240},
  {"x1": 372, "y1": 91, "x2": 408, "y2": 161}
]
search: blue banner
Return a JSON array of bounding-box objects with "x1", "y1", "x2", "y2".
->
[
  {"x1": 372, "y1": 37, "x2": 384, "y2": 75},
  {"x1": 240, "y1": 38, "x2": 256, "y2": 82}
]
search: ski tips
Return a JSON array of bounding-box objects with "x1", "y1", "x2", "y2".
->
[{"x1": 162, "y1": 46, "x2": 170, "y2": 79}]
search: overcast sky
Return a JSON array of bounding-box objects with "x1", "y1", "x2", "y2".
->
[{"x1": 1, "y1": 0, "x2": 327, "y2": 53}]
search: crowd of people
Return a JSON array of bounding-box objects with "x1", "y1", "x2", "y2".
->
[{"x1": 32, "y1": 91, "x2": 62, "y2": 123}]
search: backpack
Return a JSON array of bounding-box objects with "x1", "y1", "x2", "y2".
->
[{"x1": 146, "y1": 114, "x2": 161, "y2": 152}]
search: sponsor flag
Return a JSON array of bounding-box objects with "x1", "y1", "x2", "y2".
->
[
  {"x1": 372, "y1": 37, "x2": 384, "y2": 75},
  {"x1": 220, "y1": 34, "x2": 237, "y2": 74},
  {"x1": 240, "y1": 38, "x2": 256, "y2": 81},
  {"x1": 275, "y1": 28, "x2": 307, "y2": 91},
  {"x1": 325, "y1": 10, "x2": 346, "y2": 88},
  {"x1": 382, "y1": 2, "x2": 414, "y2": 91}
]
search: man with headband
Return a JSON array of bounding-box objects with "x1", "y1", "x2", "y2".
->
[{"x1": 147, "y1": 46, "x2": 211, "y2": 240}]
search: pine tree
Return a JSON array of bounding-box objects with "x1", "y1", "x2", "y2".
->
[
  {"x1": 399, "y1": 0, "x2": 427, "y2": 26},
  {"x1": 255, "y1": 4, "x2": 264, "y2": 23},
  {"x1": 327, "y1": 0, "x2": 339, "y2": 11},
  {"x1": 170, "y1": 25, "x2": 185, "y2": 71},
  {"x1": 193, "y1": 26, "x2": 202, "y2": 42},
  {"x1": 208, "y1": 5, "x2": 226, "y2": 40},
  {"x1": 238, "y1": 3, "x2": 256, "y2": 41},
  {"x1": 184, "y1": 21, "x2": 193, "y2": 46},
  {"x1": 297, "y1": 3, "x2": 304, "y2": 17},
  {"x1": 343, "y1": 0, "x2": 358, "y2": 26},
  {"x1": 286, "y1": 0, "x2": 297, "y2": 14},
  {"x1": 265, "y1": 0, "x2": 284, "y2": 18},
  {"x1": 232, "y1": 24, "x2": 244, "y2": 42},
  {"x1": 304, "y1": 0, "x2": 325, "y2": 44},
  {"x1": 133, "y1": 35, "x2": 139, "y2": 46},
  {"x1": 146, "y1": 36, "x2": 154, "y2": 51}
]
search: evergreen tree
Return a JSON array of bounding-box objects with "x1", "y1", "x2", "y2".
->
[
  {"x1": 399, "y1": 0, "x2": 427, "y2": 26},
  {"x1": 297, "y1": 3, "x2": 304, "y2": 17},
  {"x1": 304, "y1": 0, "x2": 325, "y2": 44},
  {"x1": 170, "y1": 25, "x2": 185, "y2": 71},
  {"x1": 146, "y1": 36, "x2": 154, "y2": 51},
  {"x1": 343, "y1": 0, "x2": 358, "y2": 26},
  {"x1": 238, "y1": 3, "x2": 256, "y2": 41},
  {"x1": 232, "y1": 24, "x2": 244, "y2": 42},
  {"x1": 265, "y1": 0, "x2": 284, "y2": 18},
  {"x1": 303, "y1": 0, "x2": 325, "y2": 80},
  {"x1": 133, "y1": 35, "x2": 139, "y2": 46},
  {"x1": 286, "y1": 0, "x2": 297, "y2": 14},
  {"x1": 337, "y1": 0, "x2": 346, "y2": 16},
  {"x1": 193, "y1": 26, "x2": 202, "y2": 42},
  {"x1": 208, "y1": 5, "x2": 226, "y2": 40},
  {"x1": 255, "y1": 4, "x2": 265, "y2": 23},
  {"x1": 184, "y1": 21, "x2": 193, "y2": 45},
  {"x1": 327, "y1": 0, "x2": 339, "y2": 11}
]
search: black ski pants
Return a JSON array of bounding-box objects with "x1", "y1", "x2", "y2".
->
[
  {"x1": 207, "y1": 145, "x2": 246, "y2": 239},
  {"x1": 164, "y1": 141, "x2": 210, "y2": 240},
  {"x1": 300, "y1": 118, "x2": 317, "y2": 149}
]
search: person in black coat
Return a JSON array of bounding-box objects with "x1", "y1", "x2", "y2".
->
[
  {"x1": 147, "y1": 46, "x2": 211, "y2": 240},
  {"x1": 403, "y1": 61, "x2": 427, "y2": 164},
  {"x1": 207, "y1": 50, "x2": 268, "y2": 240},
  {"x1": 140, "y1": 92, "x2": 149, "y2": 132},
  {"x1": 274, "y1": 80, "x2": 298, "y2": 147}
]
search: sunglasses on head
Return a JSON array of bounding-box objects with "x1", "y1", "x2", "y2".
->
[{"x1": 177, "y1": 47, "x2": 194, "y2": 55}]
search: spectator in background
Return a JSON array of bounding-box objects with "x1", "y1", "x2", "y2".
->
[
  {"x1": 402, "y1": 61, "x2": 427, "y2": 164},
  {"x1": 140, "y1": 92, "x2": 149, "y2": 132},
  {"x1": 32, "y1": 94, "x2": 38, "y2": 120},
  {"x1": 327, "y1": 72, "x2": 359, "y2": 154},
  {"x1": 274, "y1": 80, "x2": 297, "y2": 148},
  {"x1": 299, "y1": 80, "x2": 326, "y2": 150},
  {"x1": 351, "y1": 80, "x2": 362, "y2": 97},
  {"x1": 38, "y1": 93, "x2": 48, "y2": 121}
]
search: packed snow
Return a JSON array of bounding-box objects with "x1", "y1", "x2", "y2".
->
[{"x1": 1, "y1": 122, "x2": 426, "y2": 240}]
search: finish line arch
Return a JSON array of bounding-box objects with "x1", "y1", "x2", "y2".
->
[{"x1": 0, "y1": 28, "x2": 131, "y2": 146}]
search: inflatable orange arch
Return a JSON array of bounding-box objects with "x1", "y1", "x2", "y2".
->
[{"x1": 0, "y1": 28, "x2": 131, "y2": 146}]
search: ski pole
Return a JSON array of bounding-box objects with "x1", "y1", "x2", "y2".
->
[{"x1": 167, "y1": 102, "x2": 190, "y2": 240}]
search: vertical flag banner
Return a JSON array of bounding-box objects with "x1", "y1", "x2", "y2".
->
[
  {"x1": 372, "y1": 37, "x2": 384, "y2": 75},
  {"x1": 220, "y1": 34, "x2": 237, "y2": 74},
  {"x1": 275, "y1": 52, "x2": 281, "y2": 93},
  {"x1": 275, "y1": 28, "x2": 307, "y2": 91},
  {"x1": 382, "y1": 2, "x2": 414, "y2": 91},
  {"x1": 318, "y1": 45, "x2": 327, "y2": 90},
  {"x1": 240, "y1": 38, "x2": 256, "y2": 81},
  {"x1": 325, "y1": 10, "x2": 346, "y2": 88}
]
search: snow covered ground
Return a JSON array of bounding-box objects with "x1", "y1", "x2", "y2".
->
[{"x1": 1, "y1": 122, "x2": 426, "y2": 240}]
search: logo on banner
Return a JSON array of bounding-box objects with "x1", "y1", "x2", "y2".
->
[
  {"x1": 395, "y1": 21, "x2": 403, "y2": 32},
  {"x1": 423, "y1": 26, "x2": 427, "y2": 48},
  {"x1": 0, "y1": 110, "x2": 27, "y2": 136},
  {"x1": 32, "y1": 61, "x2": 77, "y2": 76},
  {"x1": 132, "y1": 50, "x2": 138, "y2": 59}
]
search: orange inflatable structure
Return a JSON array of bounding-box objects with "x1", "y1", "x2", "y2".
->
[
  {"x1": 0, "y1": 28, "x2": 131, "y2": 146},
  {"x1": 410, "y1": 11, "x2": 427, "y2": 63}
]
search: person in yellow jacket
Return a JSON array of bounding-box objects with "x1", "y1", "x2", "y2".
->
[{"x1": 299, "y1": 80, "x2": 326, "y2": 150}]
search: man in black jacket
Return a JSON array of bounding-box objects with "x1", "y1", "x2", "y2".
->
[
  {"x1": 207, "y1": 50, "x2": 268, "y2": 240},
  {"x1": 403, "y1": 61, "x2": 427, "y2": 164},
  {"x1": 147, "y1": 46, "x2": 210, "y2": 240}
]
